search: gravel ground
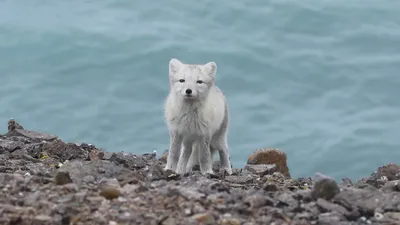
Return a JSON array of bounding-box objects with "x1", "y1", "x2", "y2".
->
[{"x1": 0, "y1": 119, "x2": 399, "y2": 225}]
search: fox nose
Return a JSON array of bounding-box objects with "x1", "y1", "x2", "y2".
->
[{"x1": 185, "y1": 89, "x2": 192, "y2": 95}]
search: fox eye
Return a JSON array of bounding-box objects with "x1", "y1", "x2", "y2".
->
[
  {"x1": 179, "y1": 79, "x2": 185, "y2": 83},
  {"x1": 197, "y1": 80, "x2": 203, "y2": 84}
]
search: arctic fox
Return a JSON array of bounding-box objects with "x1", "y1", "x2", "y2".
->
[{"x1": 164, "y1": 58, "x2": 233, "y2": 175}]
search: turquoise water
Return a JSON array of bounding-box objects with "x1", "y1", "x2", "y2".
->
[{"x1": 1, "y1": 0, "x2": 400, "y2": 180}]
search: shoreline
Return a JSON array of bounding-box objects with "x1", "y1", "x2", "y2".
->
[{"x1": 1, "y1": 119, "x2": 399, "y2": 225}]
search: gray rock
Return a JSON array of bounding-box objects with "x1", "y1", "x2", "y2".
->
[
  {"x1": 311, "y1": 174, "x2": 340, "y2": 201},
  {"x1": 0, "y1": 139, "x2": 24, "y2": 152},
  {"x1": 54, "y1": 171, "x2": 73, "y2": 185}
]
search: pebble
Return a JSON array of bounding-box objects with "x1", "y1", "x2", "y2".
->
[
  {"x1": 54, "y1": 171, "x2": 73, "y2": 185},
  {"x1": 220, "y1": 218, "x2": 241, "y2": 225},
  {"x1": 192, "y1": 213, "x2": 215, "y2": 224}
]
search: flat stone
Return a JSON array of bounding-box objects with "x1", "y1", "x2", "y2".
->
[
  {"x1": 385, "y1": 212, "x2": 400, "y2": 221},
  {"x1": 224, "y1": 175, "x2": 255, "y2": 184},
  {"x1": 316, "y1": 198, "x2": 348, "y2": 217},
  {"x1": 13, "y1": 129, "x2": 58, "y2": 141},
  {"x1": 244, "y1": 164, "x2": 277, "y2": 176}
]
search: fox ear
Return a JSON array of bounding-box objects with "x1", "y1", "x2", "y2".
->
[
  {"x1": 169, "y1": 58, "x2": 183, "y2": 75},
  {"x1": 203, "y1": 62, "x2": 217, "y2": 77}
]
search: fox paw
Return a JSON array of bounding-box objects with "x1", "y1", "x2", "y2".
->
[
  {"x1": 201, "y1": 169, "x2": 214, "y2": 175},
  {"x1": 164, "y1": 165, "x2": 176, "y2": 172},
  {"x1": 223, "y1": 167, "x2": 233, "y2": 175}
]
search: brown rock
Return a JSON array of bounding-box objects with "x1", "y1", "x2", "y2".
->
[
  {"x1": 247, "y1": 148, "x2": 290, "y2": 178},
  {"x1": 100, "y1": 187, "x2": 120, "y2": 200},
  {"x1": 89, "y1": 149, "x2": 100, "y2": 161},
  {"x1": 99, "y1": 178, "x2": 121, "y2": 200}
]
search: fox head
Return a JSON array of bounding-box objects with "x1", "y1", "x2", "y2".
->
[{"x1": 168, "y1": 58, "x2": 217, "y2": 101}]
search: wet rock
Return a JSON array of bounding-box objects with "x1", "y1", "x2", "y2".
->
[
  {"x1": 247, "y1": 148, "x2": 290, "y2": 178},
  {"x1": 311, "y1": 173, "x2": 340, "y2": 201},
  {"x1": 244, "y1": 164, "x2": 277, "y2": 176}
]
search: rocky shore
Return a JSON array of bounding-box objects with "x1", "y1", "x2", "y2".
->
[{"x1": 0, "y1": 119, "x2": 399, "y2": 225}]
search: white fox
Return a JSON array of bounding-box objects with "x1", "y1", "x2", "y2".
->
[{"x1": 164, "y1": 58, "x2": 233, "y2": 175}]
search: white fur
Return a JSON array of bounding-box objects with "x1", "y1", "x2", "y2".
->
[{"x1": 164, "y1": 58, "x2": 233, "y2": 175}]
